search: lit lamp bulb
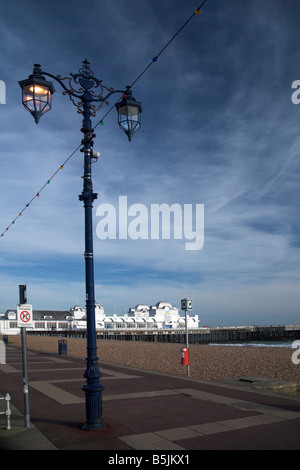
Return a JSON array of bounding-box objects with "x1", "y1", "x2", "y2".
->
[
  {"x1": 19, "y1": 66, "x2": 55, "y2": 124},
  {"x1": 29, "y1": 85, "x2": 48, "y2": 95}
]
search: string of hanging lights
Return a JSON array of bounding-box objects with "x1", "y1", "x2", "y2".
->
[{"x1": 1, "y1": 3, "x2": 208, "y2": 238}]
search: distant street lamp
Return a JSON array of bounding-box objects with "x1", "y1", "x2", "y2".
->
[{"x1": 19, "y1": 60, "x2": 142, "y2": 430}]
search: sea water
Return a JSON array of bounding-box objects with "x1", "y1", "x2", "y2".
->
[{"x1": 208, "y1": 340, "x2": 296, "y2": 348}]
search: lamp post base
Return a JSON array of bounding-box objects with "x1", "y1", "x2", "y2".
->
[
  {"x1": 82, "y1": 422, "x2": 106, "y2": 431},
  {"x1": 82, "y1": 388, "x2": 106, "y2": 431}
]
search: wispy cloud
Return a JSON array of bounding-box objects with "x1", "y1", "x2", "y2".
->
[{"x1": 0, "y1": 0, "x2": 299, "y2": 325}]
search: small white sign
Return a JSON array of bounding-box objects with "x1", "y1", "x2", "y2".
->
[
  {"x1": 181, "y1": 299, "x2": 193, "y2": 311},
  {"x1": 17, "y1": 304, "x2": 33, "y2": 328}
]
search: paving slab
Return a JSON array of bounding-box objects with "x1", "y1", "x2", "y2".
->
[{"x1": 0, "y1": 344, "x2": 299, "y2": 451}]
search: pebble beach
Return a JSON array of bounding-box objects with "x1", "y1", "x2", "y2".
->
[{"x1": 7, "y1": 335, "x2": 300, "y2": 385}]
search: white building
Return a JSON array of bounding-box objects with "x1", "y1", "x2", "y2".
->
[
  {"x1": 128, "y1": 301, "x2": 199, "y2": 329},
  {"x1": 0, "y1": 301, "x2": 199, "y2": 334},
  {"x1": 69, "y1": 304, "x2": 105, "y2": 330}
]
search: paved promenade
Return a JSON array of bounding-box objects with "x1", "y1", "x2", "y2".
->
[{"x1": 0, "y1": 344, "x2": 300, "y2": 452}]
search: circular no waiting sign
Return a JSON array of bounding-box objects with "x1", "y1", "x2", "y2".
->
[
  {"x1": 20, "y1": 310, "x2": 31, "y2": 323},
  {"x1": 17, "y1": 305, "x2": 33, "y2": 327}
]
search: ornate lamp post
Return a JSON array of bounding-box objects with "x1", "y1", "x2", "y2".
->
[{"x1": 19, "y1": 60, "x2": 142, "y2": 430}]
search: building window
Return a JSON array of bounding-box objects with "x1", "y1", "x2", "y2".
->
[
  {"x1": 47, "y1": 322, "x2": 56, "y2": 329},
  {"x1": 9, "y1": 322, "x2": 17, "y2": 329},
  {"x1": 58, "y1": 323, "x2": 68, "y2": 329},
  {"x1": 35, "y1": 322, "x2": 45, "y2": 329}
]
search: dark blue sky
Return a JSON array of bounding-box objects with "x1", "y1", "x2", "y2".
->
[{"x1": 0, "y1": 0, "x2": 300, "y2": 326}]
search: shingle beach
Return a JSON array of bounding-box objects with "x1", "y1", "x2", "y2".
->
[{"x1": 8, "y1": 335, "x2": 300, "y2": 384}]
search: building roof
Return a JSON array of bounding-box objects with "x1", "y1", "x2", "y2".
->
[
  {"x1": 134, "y1": 304, "x2": 150, "y2": 311},
  {"x1": 5, "y1": 310, "x2": 71, "y2": 321},
  {"x1": 155, "y1": 301, "x2": 173, "y2": 309}
]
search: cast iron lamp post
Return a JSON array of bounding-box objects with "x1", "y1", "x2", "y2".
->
[{"x1": 19, "y1": 60, "x2": 142, "y2": 430}]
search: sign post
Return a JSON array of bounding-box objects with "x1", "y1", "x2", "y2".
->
[
  {"x1": 181, "y1": 299, "x2": 193, "y2": 377},
  {"x1": 18, "y1": 285, "x2": 31, "y2": 428}
]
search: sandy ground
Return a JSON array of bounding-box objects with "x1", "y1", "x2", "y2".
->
[{"x1": 6, "y1": 334, "x2": 300, "y2": 384}]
